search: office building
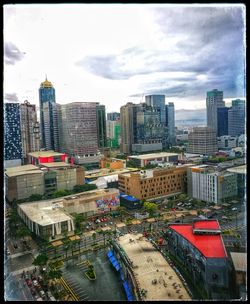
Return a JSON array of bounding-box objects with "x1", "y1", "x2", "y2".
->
[
  {"x1": 218, "y1": 136, "x2": 238, "y2": 150},
  {"x1": 39, "y1": 77, "x2": 59, "y2": 150},
  {"x1": 206, "y1": 89, "x2": 225, "y2": 136},
  {"x1": 42, "y1": 101, "x2": 60, "y2": 151},
  {"x1": 5, "y1": 162, "x2": 85, "y2": 202},
  {"x1": 106, "y1": 120, "x2": 121, "y2": 148},
  {"x1": 96, "y1": 105, "x2": 107, "y2": 149},
  {"x1": 166, "y1": 220, "x2": 232, "y2": 299},
  {"x1": 217, "y1": 107, "x2": 229, "y2": 137},
  {"x1": 187, "y1": 165, "x2": 238, "y2": 204},
  {"x1": 166, "y1": 102, "x2": 176, "y2": 145},
  {"x1": 145, "y1": 95, "x2": 166, "y2": 124},
  {"x1": 20, "y1": 100, "x2": 40, "y2": 163},
  {"x1": 17, "y1": 188, "x2": 119, "y2": 240},
  {"x1": 118, "y1": 164, "x2": 191, "y2": 200},
  {"x1": 128, "y1": 152, "x2": 179, "y2": 168},
  {"x1": 228, "y1": 99, "x2": 246, "y2": 136},
  {"x1": 58, "y1": 102, "x2": 101, "y2": 164},
  {"x1": 120, "y1": 102, "x2": 140, "y2": 154},
  {"x1": 107, "y1": 112, "x2": 120, "y2": 121},
  {"x1": 133, "y1": 102, "x2": 164, "y2": 153},
  {"x1": 4, "y1": 102, "x2": 23, "y2": 168},
  {"x1": 187, "y1": 127, "x2": 218, "y2": 156}
]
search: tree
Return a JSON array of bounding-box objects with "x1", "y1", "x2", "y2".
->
[
  {"x1": 53, "y1": 190, "x2": 72, "y2": 198},
  {"x1": 33, "y1": 253, "x2": 49, "y2": 267},
  {"x1": 73, "y1": 213, "x2": 86, "y2": 232},
  {"x1": 92, "y1": 233, "x2": 97, "y2": 245},
  {"x1": 73, "y1": 184, "x2": 97, "y2": 194},
  {"x1": 143, "y1": 202, "x2": 158, "y2": 216},
  {"x1": 28, "y1": 194, "x2": 43, "y2": 202},
  {"x1": 117, "y1": 206, "x2": 126, "y2": 221},
  {"x1": 16, "y1": 225, "x2": 32, "y2": 241},
  {"x1": 126, "y1": 160, "x2": 137, "y2": 168}
]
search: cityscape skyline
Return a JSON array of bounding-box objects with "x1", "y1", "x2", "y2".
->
[{"x1": 4, "y1": 4, "x2": 246, "y2": 113}]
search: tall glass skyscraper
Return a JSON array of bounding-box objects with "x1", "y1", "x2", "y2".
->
[
  {"x1": 228, "y1": 99, "x2": 246, "y2": 136},
  {"x1": 217, "y1": 107, "x2": 229, "y2": 137},
  {"x1": 4, "y1": 102, "x2": 23, "y2": 167},
  {"x1": 145, "y1": 95, "x2": 166, "y2": 125},
  {"x1": 166, "y1": 102, "x2": 175, "y2": 146},
  {"x1": 206, "y1": 89, "x2": 225, "y2": 136},
  {"x1": 39, "y1": 77, "x2": 58, "y2": 150},
  {"x1": 96, "y1": 105, "x2": 107, "y2": 149}
]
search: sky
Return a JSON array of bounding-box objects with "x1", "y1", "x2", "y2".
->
[{"x1": 4, "y1": 4, "x2": 246, "y2": 115}]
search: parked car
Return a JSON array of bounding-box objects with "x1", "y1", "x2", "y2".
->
[
  {"x1": 26, "y1": 279, "x2": 32, "y2": 287},
  {"x1": 232, "y1": 207, "x2": 237, "y2": 211},
  {"x1": 39, "y1": 290, "x2": 46, "y2": 299},
  {"x1": 33, "y1": 280, "x2": 39, "y2": 286}
]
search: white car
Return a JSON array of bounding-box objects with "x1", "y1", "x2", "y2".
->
[
  {"x1": 232, "y1": 207, "x2": 237, "y2": 211},
  {"x1": 33, "y1": 280, "x2": 39, "y2": 286}
]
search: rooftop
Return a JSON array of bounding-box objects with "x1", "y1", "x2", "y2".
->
[
  {"x1": 227, "y1": 165, "x2": 246, "y2": 175},
  {"x1": 28, "y1": 150, "x2": 66, "y2": 158},
  {"x1": 117, "y1": 233, "x2": 191, "y2": 300},
  {"x1": 129, "y1": 152, "x2": 179, "y2": 160},
  {"x1": 40, "y1": 162, "x2": 71, "y2": 168},
  {"x1": 18, "y1": 200, "x2": 72, "y2": 226},
  {"x1": 230, "y1": 252, "x2": 247, "y2": 272},
  {"x1": 169, "y1": 220, "x2": 227, "y2": 258},
  {"x1": 5, "y1": 164, "x2": 42, "y2": 177}
]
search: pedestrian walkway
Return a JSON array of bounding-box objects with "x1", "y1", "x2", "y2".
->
[{"x1": 11, "y1": 265, "x2": 36, "y2": 276}]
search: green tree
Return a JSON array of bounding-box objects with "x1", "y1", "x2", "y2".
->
[
  {"x1": 28, "y1": 194, "x2": 43, "y2": 202},
  {"x1": 126, "y1": 160, "x2": 137, "y2": 168},
  {"x1": 53, "y1": 190, "x2": 72, "y2": 198},
  {"x1": 16, "y1": 225, "x2": 32, "y2": 241},
  {"x1": 143, "y1": 202, "x2": 158, "y2": 216},
  {"x1": 73, "y1": 184, "x2": 97, "y2": 194},
  {"x1": 117, "y1": 206, "x2": 126, "y2": 221},
  {"x1": 33, "y1": 253, "x2": 49, "y2": 267},
  {"x1": 72, "y1": 213, "x2": 86, "y2": 232}
]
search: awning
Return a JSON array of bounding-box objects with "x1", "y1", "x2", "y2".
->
[
  {"x1": 123, "y1": 281, "x2": 134, "y2": 301},
  {"x1": 107, "y1": 250, "x2": 121, "y2": 271}
]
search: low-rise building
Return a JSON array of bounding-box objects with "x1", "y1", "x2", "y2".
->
[
  {"x1": 5, "y1": 163, "x2": 85, "y2": 202},
  {"x1": 28, "y1": 150, "x2": 68, "y2": 165},
  {"x1": 166, "y1": 220, "x2": 232, "y2": 299},
  {"x1": 100, "y1": 158, "x2": 124, "y2": 170},
  {"x1": 230, "y1": 252, "x2": 247, "y2": 300},
  {"x1": 187, "y1": 165, "x2": 238, "y2": 204},
  {"x1": 217, "y1": 135, "x2": 238, "y2": 150},
  {"x1": 17, "y1": 188, "x2": 119, "y2": 240},
  {"x1": 118, "y1": 164, "x2": 191, "y2": 200},
  {"x1": 128, "y1": 152, "x2": 179, "y2": 168}
]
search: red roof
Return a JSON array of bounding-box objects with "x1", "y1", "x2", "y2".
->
[{"x1": 169, "y1": 220, "x2": 227, "y2": 258}]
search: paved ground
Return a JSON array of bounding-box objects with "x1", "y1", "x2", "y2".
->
[{"x1": 118, "y1": 233, "x2": 191, "y2": 301}]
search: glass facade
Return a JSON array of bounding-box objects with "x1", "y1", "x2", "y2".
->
[
  {"x1": 217, "y1": 107, "x2": 229, "y2": 137},
  {"x1": 166, "y1": 102, "x2": 175, "y2": 145},
  {"x1": 4, "y1": 103, "x2": 23, "y2": 161},
  {"x1": 39, "y1": 78, "x2": 57, "y2": 149},
  {"x1": 107, "y1": 112, "x2": 120, "y2": 121},
  {"x1": 96, "y1": 105, "x2": 107, "y2": 149},
  {"x1": 228, "y1": 99, "x2": 245, "y2": 136}
]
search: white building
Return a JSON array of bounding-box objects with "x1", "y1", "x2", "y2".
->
[
  {"x1": 187, "y1": 165, "x2": 238, "y2": 204},
  {"x1": 218, "y1": 135, "x2": 238, "y2": 149}
]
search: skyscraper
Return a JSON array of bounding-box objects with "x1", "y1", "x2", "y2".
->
[
  {"x1": 107, "y1": 112, "x2": 120, "y2": 121},
  {"x1": 166, "y1": 102, "x2": 175, "y2": 145},
  {"x1": 120, "y1": 102, "x2": 141, "y2": 154},
  {"x1": 187, "y1": 127, "x2": 218, "y2": 156},
  {"x1": 206, "y1": 89, "x2": 225, "y2": 136},
  {"x1": 106, "y1": 120, "x2": 121, "y2": 148},
  {"x1": 58, "y1": 102, "x2": 100, "y2": 164},
  {"x1": 39, "y1": 77, "x2": 58, "y2": 150},
  {"x1": 20, "y1": 100, "x2": 40, "y2": 163},
  {"x1": 4, "y1": 102, "x2": 23, "y2": 167},
  {"x1": 217, "y1": 107, "x2": 229, "y2": 137},
  {"x1": 228, "y1": 99, "x2": 246, "y2": 136},
  {"x1": 145, "y1": 95, "x2": 166, "y2": 124},
  {"x1": 96, "y1": 105, "x2": 107, "y2": 149}
]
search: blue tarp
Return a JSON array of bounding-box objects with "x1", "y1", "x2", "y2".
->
[
  {"x1": 120, "y1": 194, "x2": 140, "y2": 202},
  {"x1": 123, "y1": 281, "x2": 134, "y2": 301},
  {"x1": 107, "y1": 250, "x2": 121, "y2": 271}
]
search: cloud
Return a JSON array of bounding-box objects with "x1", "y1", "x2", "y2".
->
[
  {"x1": 77, "y1": 6, "x2": 245, "y2": 101},
  {"x1": 5, "y1": 93, "x2": 19, "y2": 102},
  {"x1": 4, "y1": 42, "x2": 25, "y2": 65}
]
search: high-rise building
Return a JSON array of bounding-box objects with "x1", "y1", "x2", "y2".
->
[
  {"x1": 39, "y1": 77, "x2": 58, "y2": 150},
  {"x1": 20, "y1": 100, "x2": 40, "y2": 163},
  {"x1": 166, "y1": 102, "x2": 175, "y2": 145},
  {"x1": 42, "y1": 102, "x2": 60, "y2": 151},
  {"x1": 107, "y1": 112, "x2": 120, "y2": 121},
  {"x1": 217, "y1": 107, "x2": 229, "y2": 137},
  {"x1": 96, "y1": 105, "x2": 107, "y2": 149},
  {"x1": 145, "y1": 95, "x2": 166, "y2": 124},
  {"x1": 58, "y1": 102, "x2": 100, "y2": 164},
  {"x1": 4, "y1": 102, "x2": 23, "y2": 167},
  {"x1": 206, "y1": 89, "x2": 225, "y2": 136},
  {"x1": 228, "y1": 99, "x2": 245, "y2": 136},
  {"x1": 133, "y1": 103, "x2": 164, "y2": 152},
  {"x1": 106, "y1": 120, "x2": 121, "y2": 148},
  {"x1": 120, "y1": 102, "x2": 140, "y2": 154},
  {"x1": 187, "y1": 127, "x2": 218, "y2": 156}
]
